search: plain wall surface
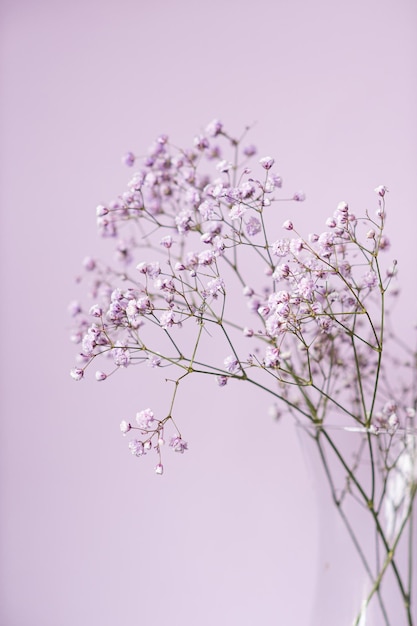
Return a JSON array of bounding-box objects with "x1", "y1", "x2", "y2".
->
[{"x1": 1, "y1": 1, "x2": 416, "y2": 625}]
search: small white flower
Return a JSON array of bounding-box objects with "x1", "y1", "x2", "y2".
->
[
  {"x1": 282, "y1": 220, "x2": 294, "y2": 231},
  {"x1": 70, "y1": 368, "x2": 84, "y2": 381},
  {"x1": 374, "y1": 185, "x2": 388, "y2": 197},
  {"x1": 259, "y1": 156, "x2": 275, "y2": 170},
  {"x1": 120, "y1": 420, "x2": 131, "y2": 434}
]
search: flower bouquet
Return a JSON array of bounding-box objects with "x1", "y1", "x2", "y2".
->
[{"x1": 69, "y1": 121, "x2": 416, "y2": 625}]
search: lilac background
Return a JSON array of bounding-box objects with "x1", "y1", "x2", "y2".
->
[{"x1": 1, "y1": 1, "x2": 416, "y2": 625}]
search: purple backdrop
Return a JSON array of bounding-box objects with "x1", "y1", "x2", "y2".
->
[{"x1": 1, "y1": 1, "x2": 416, "y2": 624}]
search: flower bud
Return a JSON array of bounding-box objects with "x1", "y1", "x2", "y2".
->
[
  {"x1": 293, "y1": 191, "x2": 305, "y2": 202},
  {"x1": 122, "y1": 152, "x2": 135, "y2": 167},
  {"x1": 282, "y1": 220, "x2": 294, "y2": 231},
  {"x1": 259, "y1": 156, "x2": 275, "y2": 170},
  {"x1": 96, "y1": 204, "x2": 109, "y2": 217},
  {"x1": 374, "y1": 185, "x2": 388, "y2": 197},
  {"x1": 70, "y1": 368, "x2": 84, "y2": 381}
]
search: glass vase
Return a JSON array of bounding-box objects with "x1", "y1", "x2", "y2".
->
[{"x1": 297, "y1": 423, "x2": 417, "y2": 626}]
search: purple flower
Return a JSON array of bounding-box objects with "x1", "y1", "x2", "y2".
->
[
  {"x1": 89, "y1": 304, "x2": 102, "y2": 318},
  {"x1": 293, "y1": 191, "x2": 305, "y2": 202},
  {"x1": 229, "y1": 203, "x2": 247, "y2": 220},
  {"x1": 120, "y1": 420, "x2": 131, "y2": 434},
  {"x1": 68, "y1": 301, "x2": 82, "y2": 317},
  {"x1": 170, "y1": 436, "x2": 188, "y2": 453},
  {"x1": 317, "y1": 232, "x2": 334, "y2": 257},
  {"x1": 147, "y1": 354, "x2": 162, "y2": 368},
  {"x1": 136, "y1": 408, "x2": 156, "y2": 429},
  {"x1": 379, "y1": 235, "x2": 390, "y2": 250},
  {"x1": 259, "y1": 156, "x2": 275, "y2": 170},
  {"x1": 113, "y1": 347, "x2": 131, "y2": 368},
  {"x1": 374, "y1": 185, "x2": 388, "y2": 197},
  {"x1": 216, "y1": 159, "x2": 232, "y2": 173},
  {"x1": 361, "y1": 270, "x2": 378, "y2": 290},
  {"x1": 217, "y1": 375, "x2": 228, "y2": 386},
  {"x1": 264, "y1": 346, "x2": 280, "y2": 368},
  {"x1": 129, "y1": 439, "x2": 146, "y2": 456},
  {"x1": 198, "y1": 250, "x2": 215, "y2": 266},
  {"x1": 246, "y1": 216, "x2": 262, "y2": 237},
  {"x1": 243, "y1": 144, "x2": 257, "y2": 157},
  {"x1": 122, "y1": 152, "x2": 135, "y2": 167},
  {"x1": 70, "y1": 368, "x2": 84, "y2": 381},
  {"x1": 271, "y1": 239, "x2": 290, "y2": 257},
  {"x1": 317, "y1": 316, "x2": 334, "y2": 333},
  {"x1": 205, "y1": 119, "x2": 223, "y2": 137},
  {"x1": 194, "y1": 135, "x2": 209, "y2": 151},
  {"x1": 96, "y1": 204, "x2": 109, "y2": 217},
  {"x1": 205, "y1": 277, "x2": 225, "y2": 298},
  {"x1": 224, "y1": 355, "x2": 241, "y2": 374},
  {"x1": 82, "y1": 256, "x2": 96, "y2": 271},
  {"x1": 198, "y1": 200, "x2": 217, "y2": 220},
  {"x1": 160, "y1": 235, "x2": 173, "y2": 249},
  {"x1": 159, "y1": 310, "x2": 175, "y2": 329}
]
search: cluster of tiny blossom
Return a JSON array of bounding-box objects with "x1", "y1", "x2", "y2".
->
[
  {"x1": 70, "y1": 120, "x2": 415, "y2": 479},
  {"x1": 70, "y1": 119, "x2": 417, "y2": 625},
  {"x1": 118, "y1": 409, "x2": 188, "y2": 474}
]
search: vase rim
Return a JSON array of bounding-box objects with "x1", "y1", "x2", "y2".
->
[{"x1": 295, "y1": 422, "x2": 417, "y2": 436}]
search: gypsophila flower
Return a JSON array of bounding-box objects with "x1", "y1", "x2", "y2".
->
[
  {"x1": 89, "y1": 304, "x2": 102, "y2": 318},
  {"x1": 129, "y1": 439, "x2": 146, "y2": 456},
  {"x1": 159, "y1": 310, "x2": 175, "y2": 329},
  {"x1": 96, "y1": 205, "x2": 109, "y2": 217},
  {"x1": 217, "y1": 375, "x2": 228, "y2": 386},
  {"x1": 122, "y1": 152, "x2": 135, "y2": 167},
  {"x1": 136, "y1": 408, "x2": 156, "y2": 430},
  {"x1": 82, "y1": 256, "x2": 96, "y2": 271},
  {"x1": 70, "y1": 368, "x2": 84, "y2": 381},
  {"x1": 120, "y1": 420, "x2": 131, "y2": 434},
  {"x1": 113, "y1": 347, "x2": 130, "y2": 368},
  {"x1": 147, "y1": 354, "x2": 162, "y2": 368},
  {"x1": 170, "y1": 436, "x2": 188, "y2": 453},
  {"x1": 68, "y1": 301, "x2": 82, "y2": 316},
  {"x1": 375, "y1": 185, "x2": 388, "y2": 197},
  {"x1": 205, "y1": 119, "x2": 223, "y2": 137},
  {"x1": 229, "y1": 203, "x2": 247, "y2": 220},
  {"x1": 264, "y1": 346, "x2": 280, "y2": 368},
  {"x1": 246, "y1": 216, "x2": 262, "y2": 237},
  {"x1": 224, "y1": 355, "x2": 241, "y2": 374},
  {"x1": 361, "y1": 270, "x2": 378, "y2": 290},
  {"x1": 259, "y1": 156, "x2": 275, "y2": 170},
  {"x1": 282, "y1": 220, "x2": 294, "y2": 231},
  {"x1": 268, "y1": 404, "x2": 282, "y2": 420},
  {"x1": 293, "y1": 191, "x2": 305, "y2": 202},
  {"x1": 216, "y1": 160, "x2": 232, "y2": 173},
  {"x1": 271, "y1": 239, "x2": 290, "y2": 257},
  {"x1": 243, "y1": 144, "x2": 257, "y2": 157}
]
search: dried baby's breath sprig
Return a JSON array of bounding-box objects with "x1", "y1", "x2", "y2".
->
[{"x1": 70, "y1": 121, "x2": 416, "y2": 625}]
